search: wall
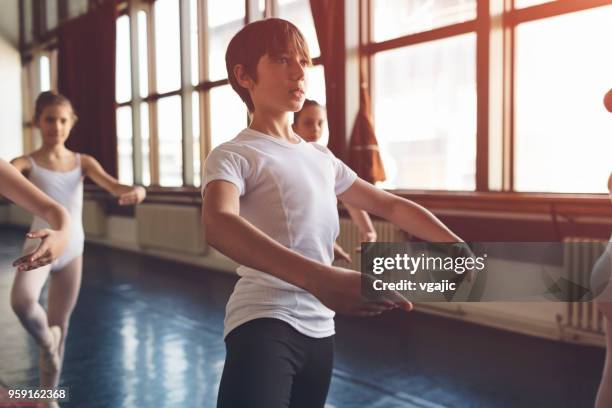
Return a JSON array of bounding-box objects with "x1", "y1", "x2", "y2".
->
[{"x1": 0, "y1": 0, "x2": 23, "y2": 160}]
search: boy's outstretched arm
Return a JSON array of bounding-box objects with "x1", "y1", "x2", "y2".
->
[
  {"x1": 202, "y1": 180, "x2": 412, "y2": 315},
  {"x1": 338, "y1": 179, "x2": 462, "y2": 243}
]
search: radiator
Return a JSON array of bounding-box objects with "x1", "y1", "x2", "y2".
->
[
  {"x1": 561, "y1": 237, "x2": 608, "y2": 342},
  {"x1": 136, "y1": 204, "x2": 207, "y2": 255},
  {"x1": 336, "y1": 218, "x2": 404, "y2": 271},
  {"x1": 83, "y1": 199, "x2": 106, "y2": 237}
]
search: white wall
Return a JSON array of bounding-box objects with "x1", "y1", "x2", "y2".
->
[
  {"x1": 0, "y1": 0, "x2": 22, "y2": 160},
  {"x1": 0, "y1": 0, "x2": 18, "y2": 47}
]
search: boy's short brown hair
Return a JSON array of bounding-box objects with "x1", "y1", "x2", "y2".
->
[{"x1": 225, "y1": 18, "x2": 312, "y2": 112}]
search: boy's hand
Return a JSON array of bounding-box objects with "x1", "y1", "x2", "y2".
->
[
  {"x1": 118, "y1": 186, "x2": 146, "y2": 205},
  {"x1": 12, "y1": 229, "x2": 69, "y2": 272},
  {"x1": 451, "y1": 242, "x2": 478, "y2": 282},
  {"x1": 310, "y1": 266, "x2": 413, "y2": 316}
]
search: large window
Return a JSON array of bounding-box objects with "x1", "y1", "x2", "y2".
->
[
  {"x1": 367, "y1": 0, "x2": 612, "y2": 193},
  {"x1": 21, "y1": 0, "x2": 612, "y2": 196},
  {"x1": 514, "y1": 5, "x2": 612, "y2": 193},
  {"x1": 373, "y1": 0, "x2": 476, "y2": 42},
  {"x1": 370, "y1": 0, "x2": 477, "y2": 190},
  {"x1": 373, "y1": 34, "x2": 476, "y2": 190},
  {"x1": 113, "y1": 0, "x2": 325, "y2": 188}
]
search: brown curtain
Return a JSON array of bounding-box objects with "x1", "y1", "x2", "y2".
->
[
  {"x1": 347, "y1": 66, "x2": 386, "y2": 183},
  {"x1": 309, "y1": 0, "x2": 346, "y2": 161},
  {"x1": 58, "y1": 0, "x2": 118, "y2": 177}
]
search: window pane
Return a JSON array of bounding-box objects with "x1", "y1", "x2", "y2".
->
[
  {"x1": 373, "y1": 0, "x2": 476, "y2": 42},
  {"x1": 373, "y1": 34, "x2": 476, "y2": 190},
  {"x1": 116, "y1": 15, "x2": 132, "y2": 103},
  {"x1": 155, "y1": 0, "x2": 181, "y2": 93},
  {"x1": 207, "y1": 0, "x2": 244, "y2": 81},
  {"x1": 141, "y1": 103, "x2": 151, "y2": 186},
  {"x1": 257, "y1": 0, "x2": 266, "y2": 19},
  {"x1": 46, "y1": 0, "x2": 58, "y2": 31},
  {"x1": 138, "y1": 11, "x2": 149, "y2": 97},
  {"x1": 191, "y1": 0, "x2": 199, "y2": 86},
  {"x1": 278, "y1": 0, "x2": 320, "y2": 57},
  {"x1": 116, "y1": 106, "x2": 134, "y2": 185},
  {"x1": 514, "y1": 6, "x2": 612, "y2": 193},
  {"x1": 304, "y1": 65, "x2": 328, "y2": 146},
  {"x1": 306, "y1": 65, "x2": 325, "y2": 105},
  {"x1": 515, "y1": 0, "x2": 555, "y2": 8},
  {"x1": 39, "y1": 55, "x2": 51, "y2": 92},
  {"x1": 210, "y1": 85, "x2": 247, "y2": 149},
  {"x1": 157, "y1": 96, "x2": 183, "y2": 186},
  {"x1": 193, "y1": 91, "x2": 201, "y2": 186}
]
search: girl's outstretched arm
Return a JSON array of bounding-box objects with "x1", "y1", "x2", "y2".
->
[
  {"x1": 344, "y1": 203, "x2": 377, "y2": 243},
  {"x1": 81, "y1": 154, "x2": 146, "y2": 205}
]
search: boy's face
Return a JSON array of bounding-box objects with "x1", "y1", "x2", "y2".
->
[
  {"x1": 293, "y1": 105, "x2": 326, "y2": 142},
  {"x1": 241, "y1": 51, "x2": 308, "y2": 115}
]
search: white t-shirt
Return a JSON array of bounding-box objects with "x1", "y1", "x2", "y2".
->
[{"x1": 202, "y1": 128, "x2": 357, "y2": 338}]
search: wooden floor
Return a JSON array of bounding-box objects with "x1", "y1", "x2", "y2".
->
[{"x1": 0, "y1": 226, "x2": 605, "y2": 407}]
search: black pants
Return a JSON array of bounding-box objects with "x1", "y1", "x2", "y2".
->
[{"x1": 217, "y1": 318, "x2": 334, "y2": 408}]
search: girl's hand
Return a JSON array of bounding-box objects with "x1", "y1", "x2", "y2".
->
[
  {"x1": 333, "y1": 242, "x2": 352, "y2": 263},
  {"x1": 12, "y1": 229, "x2": 69, "y2": 272},
  {"x1": 361, "y1": 231, "x2": 378, "y2": 243},
  {"x1": 118, "y1": 186, "x2": 146, "y2": 205},
  {"x1": 355, "y1": 231, "x2": 377, "y2": 253}
]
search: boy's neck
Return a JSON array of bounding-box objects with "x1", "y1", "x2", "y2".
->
[{"x1": 249, "y1": 109, "x2": 298, "y2": 143}]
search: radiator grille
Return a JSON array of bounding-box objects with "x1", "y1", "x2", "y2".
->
[
  {"x1": 562, "y1": 237, "x2": 607, "y2": 337},
  {"x1": 136, "y1": 204, "x2": 207, "y2": 255},
  {"x1": 335, "y1": 218, "x2": 405, "y2": 270}
]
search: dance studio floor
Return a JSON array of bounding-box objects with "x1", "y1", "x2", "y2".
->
[{"x1": 0, "y1": 226, "x2": 605, "y2": 407}]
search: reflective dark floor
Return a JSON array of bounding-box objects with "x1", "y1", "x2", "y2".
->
[{"x1": 0, "y1": 226, "x2": 605, "y2": 407}]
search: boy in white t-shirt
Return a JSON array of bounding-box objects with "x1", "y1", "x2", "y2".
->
[{"x1": 203, "y1": 18, "x2": 468, "y2": 408}]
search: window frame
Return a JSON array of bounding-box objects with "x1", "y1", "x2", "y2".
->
[
  {"x1": 18, "y1": 0, "x2": 611, "y2": 208},
  {"x1": 362, "y1": 0, "x2": 612, "y2": 198}
]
